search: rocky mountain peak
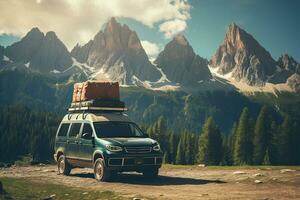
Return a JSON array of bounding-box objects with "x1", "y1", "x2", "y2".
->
[
  {"x1": 99, "y1": 17, "x2": 143, "y2": 51},
  {"x1": 27, "y1": 27, "x2": 44, "y2": 38},
  {"x1": 277, "y1": 54, "x2": 299, "y2": 72},
  {"x1": 155, "y1": 34, "x2": 211, "y2": 86},
  {"x1": 45, "y1": 31, "x2": 58, "y2": 39},
  {"x1": 4, "y1": 27, "x2": 72, "y2": 73},
  {"x1": 29, "y1": 30, "x2": 72, "y2": 73},
  {"x1": 210, "y1": 23, "x2": 276, "y2": 86},
  {"x1": 5, "y1": 27, "x2": 44, "y2": 63},
  {"x1": 173, "y1": 34, "x2": 188, "y2": 46},
  {"x1": 71, "y1": 17, "x2": 161, "y2": 84}
]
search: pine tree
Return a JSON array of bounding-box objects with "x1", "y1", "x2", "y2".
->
[
  {"x1": 253, "y1": 106, "x2": 272, "y2": 164},
  {"x1": 229, "y1": 122, "x2": 237, "y2": 164},
  {"x1": 269, "y1": 121, "x2": 279, "y2": 164},
  {"x1": 234, "y1": 107, "x2": 253, "y2": 165},
  {"x1": 175, "y1": 134, "x2": 185, "y2": 164},
  {"x1": 222, "y1": 135, "x2": 233, "y2": 165},
  {"x1": 278, "y1": 116, "x2": 293, "y2": 165},
  {"x1": 197, "y1": 117, "x2": 222, "y2": 165},
  {"x1": 168, "y1": 132, "x2": 176, "y2": 164}
]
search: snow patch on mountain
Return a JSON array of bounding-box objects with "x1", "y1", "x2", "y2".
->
[
  {"x1": 156, "y1": 66, "x2": 171, "y2": 83},
  {"x1": 208, "y1": 65, "x2": 292, "y2": 95}
]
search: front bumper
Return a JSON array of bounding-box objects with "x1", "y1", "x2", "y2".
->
[{"x1": 104, "y1": 152, "x2": 162, "y2": 171}]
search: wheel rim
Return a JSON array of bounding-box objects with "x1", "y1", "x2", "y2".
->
[
  {"x1": 95, "y1": 162, "x2": 103, "y2": 180},
  {"x1": 58, "y1": 159, "x2": 65, "y2": 174}
]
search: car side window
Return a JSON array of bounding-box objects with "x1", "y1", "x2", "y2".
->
[
  {"x1": 69, "y1": 123, "x2": 82, "y2": 138},
  {"x1": 81, "y1": 123, "x2": 93, "y2": 140},
  {"x1": 57, "y1": 123, "x2": 70, "y2": 137}
]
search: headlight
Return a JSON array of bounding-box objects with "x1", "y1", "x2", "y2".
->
[
  {"x1": 106, "y1": 145, "x2": 123, "y2": 152},
  {"x1": 153, "y1": 143, "x2": 161, "y2": 151}
]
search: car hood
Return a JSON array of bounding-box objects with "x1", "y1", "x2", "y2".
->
[{"x1": 100, "y1": 137, "x2": 156, "y2": 146}]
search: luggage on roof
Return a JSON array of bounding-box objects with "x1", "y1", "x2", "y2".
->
[
  {"x1": 72, "y1": 81, "x2": 120, "y2": 102},
  {"x1": 69, "y1": 81, "x2": 126, "y2": 113}
]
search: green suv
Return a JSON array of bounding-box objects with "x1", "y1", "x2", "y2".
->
[{"x1": 54, "y1": 112, "x2": 162, "y2": 181}]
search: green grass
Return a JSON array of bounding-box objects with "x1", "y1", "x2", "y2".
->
[{"x1": 0, "y1": 177, "x2": 128, "y2": 200}]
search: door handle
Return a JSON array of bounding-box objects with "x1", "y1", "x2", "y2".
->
[
  {"x1": 66, "y1": 140, "x2": 69, "y2": 144},
  {"x1": 78, "y1": 141, "x2": 82, "y2": 145}
]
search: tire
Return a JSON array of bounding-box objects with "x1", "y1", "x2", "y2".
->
[
  {"x1": 57, "y1": 155, "x2": 71, "y2": 175},
  {"x1": 143, "y1": 168, "x2": 159, "y2": 178},
  {"x1": 94, "y1": 158, "x2": 111, "y2": 182}
]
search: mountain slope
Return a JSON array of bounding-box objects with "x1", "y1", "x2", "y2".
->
[
  {"x1": 5, "y1": 28, "x2": 44, "y2": 63},
  {"x1": 29, "y1": 31, "x2": 73, "y2": 73},
  {"x1": 155, "y1": 34, "x2": 212, "y2": 86},
  {"x1": 4, "y1": 28, "x2": 73, "y2": 73},
  {"x1": 210, "y1": 23, "x2": 276, "y2": 86},
  {"x1": 268, "y1": 54, "x2": 300, "y2": 84},
  {"x1": 71, "y1": 17, "x2": 161, "y2": 85}
]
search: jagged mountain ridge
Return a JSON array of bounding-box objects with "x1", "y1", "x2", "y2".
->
[
  {"x1": 154, "y1": 34, "x2": 212, "y2": 86},
  {"x1": 210, "y1": 23, "x2": 276, "y2": 86},
  {"x1": 5, "y1": 28, "x2": 73, "y2": 73},
  {"x1": 1, "y1": 18, "x2": 299, "y2": 92},
  {"x1": 209, "y1": 23, "x2": 300, "y2": 92},
  {"x1": 71, "y1": 17, "x2": 161, "y2": 85}
]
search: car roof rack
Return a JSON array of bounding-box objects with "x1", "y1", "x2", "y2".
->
[{"x1": 68, "y1": 106, "x2": 128, "y2": 112}]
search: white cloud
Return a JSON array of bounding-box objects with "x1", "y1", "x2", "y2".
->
[
  {"x1": 141, "y1": 40, "x2": 161, "y2": 60},
  {"x1": 0, "y1": 0, "x2": 190, "y2": 49},
  {"x1": 159, "y1": 19, "x2": 187, "y2": 38}
]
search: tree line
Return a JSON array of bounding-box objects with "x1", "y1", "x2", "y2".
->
[
  {"x1": 0, "y1": 106, "x2": 60, "y2": 163},
  {"x1": 0, "y1": 105, "x2": 299, "y2": 165},
  {"x1": 145, "y1": 106, "x2": 300, "y2": 165}
]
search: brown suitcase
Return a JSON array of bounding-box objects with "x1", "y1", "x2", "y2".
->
[{"x1": 72, "y1": 81, "x2": 120, "y2": 102}]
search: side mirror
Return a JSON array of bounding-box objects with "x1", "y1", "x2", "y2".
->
[{"x1": 82, "y1": 132, "x2": 92, "y2": 140}]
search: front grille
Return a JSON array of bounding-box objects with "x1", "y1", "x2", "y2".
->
[{"x1": 125, "y1": 146, "x2": 151, "y2": 154}]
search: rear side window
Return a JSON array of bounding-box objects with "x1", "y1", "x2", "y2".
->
[
  {"x1": 57, "y1": 123, "x2": 70, "y2": 137},
  {"x1": 69, "y1": 123, "x2": 82, "y2": 138}
]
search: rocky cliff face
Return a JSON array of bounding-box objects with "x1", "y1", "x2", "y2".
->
[
  {"x1": 71, "y1": 17, "x2": 161, "y2": 85},
  {"x1": 210, "y1": 23, "x2": 276, "y2": 86},
  {"x1": 4, "y1": 28, "x2": 72, "y2": 73},
  {"x1": 287, "y1": 73, "x2": 300, "y2": 92},
  {"x1": 269, "y1": 54, "x2": 300, "y2": 84},
  {"x1": 154, "y1": 34, "x2": 211, "y2": 86},
  {"x1": 277, "y1": 54, "x2": 299, "y2": 74}
]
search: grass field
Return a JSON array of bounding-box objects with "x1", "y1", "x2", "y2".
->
[{"x1": 0, "y1": 177, "x2": 128, "y2": 200}]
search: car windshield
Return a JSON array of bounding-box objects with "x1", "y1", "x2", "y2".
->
[{"x1": 93, "y1": 122, "x2": 147, "y2": 138}]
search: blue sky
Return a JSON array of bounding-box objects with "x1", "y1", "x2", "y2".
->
[{"x1": 1, "y1": 0, "x2": 299, "y2": 61}]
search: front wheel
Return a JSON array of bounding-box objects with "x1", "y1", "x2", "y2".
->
[
  {"x1": 143, "y1": 168, "x2": 159, "y2": 178},
  {"x1": 94, "y1": 158, "x2": 111, "y2": 182},
  {"x1": 57, "y1": 155, "x2": 71, "y2": 175}
]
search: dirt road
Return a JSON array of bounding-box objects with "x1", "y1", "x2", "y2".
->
[{"x1": 1, "y1": 165, "x2": 300, "y2": 199}]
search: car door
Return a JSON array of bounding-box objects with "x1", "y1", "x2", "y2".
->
[
  {"x1": 55, "y1": 123, "x2": 70, "y2": 155},
  {"x1": 78, "y1": 123, "x2": 95, "y2": 167},
  {"x1": 66, "y1": 122, "x2": 82, "y2": 163}
]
